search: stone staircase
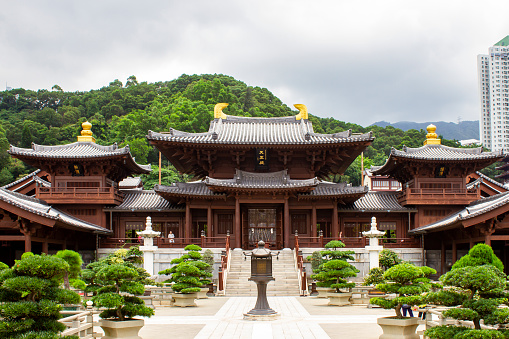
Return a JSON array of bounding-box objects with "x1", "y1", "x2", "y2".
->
[{"x1": 225, "y1": 248, "x2": 300, "y2": 296}]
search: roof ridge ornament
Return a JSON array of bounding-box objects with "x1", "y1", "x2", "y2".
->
[
  {"x1": 294, "y1": 104, "x2": 308, "y2": 120},
  {"x1": 214, "y1": 103, "x2": 228, "y2": 119},
  {"x1": 77, "y1": 121, "x2": 96, "y2": 143},
  {"x1": 423, "y1": 124, "x2": 441, "y2": 145}
]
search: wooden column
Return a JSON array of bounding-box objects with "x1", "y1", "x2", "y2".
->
[
  {"x1": 185, "y1": 200, "x2": 191, "y2": 241},
  {"x1": 332, "y1": 200, "x2": 339, "y2": 239},
  {"x1": 207, "y1": 204, "x2": 213, "y2": 238},
  {"x1": 235, "y1": 196, "x2": 241, "y2": 248},
  {"x1": 452, "y1": 240, "x2": 457, "y2": 264},
  {"x1": 24, "y1": 232, "x2": 32, "y2": 253},
  {"x1": 485, "y1": 234, "x2": 492, "y2": 246},
  {"x1": 311, "y1": 204, "x2": 317, "y2": 238},
  {"x1": 441, "y1": 239, "x2": 445, "y2": 275},
  {"x1": 42, "y1": 240, "x2": 49, "y2": 254},
  {"x1": 284, "y1": 196, "x2": 290, "y2": 248},
  {"x1": 19, "y1": 219, "x2": 33, "y2": 253}
]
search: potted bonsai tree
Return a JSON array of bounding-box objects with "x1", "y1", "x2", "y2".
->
[
  {"x1": 202, "y1": 249, "x2": 215, "y2": 297},
  {"x1": 311, "y1": 240, "x2": 359, "y2": 306},
  {"x1": 0, "y1": 254, "x2": 80, "y2": 339},
  {"x1": 158, "y1": 244, "x2": 212, "y2": 307},
  {"x1": 424, "y1": 244, "x2": 509, "y2": 339},
  {"x1": 83, "y1": 249, "x2": 154, "y2": 339},
  {"x1": 370, "y1": 262, "x2": 437, "y2": 339}
]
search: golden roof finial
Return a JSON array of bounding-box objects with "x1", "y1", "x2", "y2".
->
[
  {"x1": 294, "y1": 104, "x2": 308, "y2": 120},
  {"x1": 423, "y1": 124, "x2": 440, "y2": 145},
  {"x1": 214, "y1": 103, "x2": 228, "y2": 119},
  {"x1": 77, "y1": 121, "x2": 96, "y2": 142}
]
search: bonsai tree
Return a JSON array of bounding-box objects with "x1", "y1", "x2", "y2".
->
[
  {"x1": 55, "y1": 249, "x2": 84, "y2": 290},
  {"x1": 370, "y1": 262, "x2": 437, "y2": 318},
  {"x1": 424, "y1": 244, "x2": 509, "y2": 339},
  {"x1": 363, "y1": 267, "x2": 385, "y2": 286},
  {"x1": 158, "y1": 244, "x2": 212, "y2": 293},
  {"x1": 306, "y1": 251, "x2": 323, "y2": 273},
  {"x1": 379, "y1": 249, "x2": 403, "y2": 270},
  {"x1": 202, "y1": 249, "x2": 215, "y2": 276},
  {"x1": 311, "y1": 240, "x2": 359, "y2": 292},
  {"x1": 0, "y1": 254, "x2": 80, "y2": 339},
  {"x1": 83, "y1": 249, "x2": 155, "y2": 321}
]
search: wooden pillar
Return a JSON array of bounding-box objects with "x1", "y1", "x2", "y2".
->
[
  {"x1": 441, "y1": 240, "x2": 445, "y2": 275},
  {"x1": 485, "y1": 234, "x2": 492, "y2": 246},
  {"x1": 24, "y1": 232, "x2": 32, "y2": 253},
  {"x1": 284, "y1": 196, "x2": 290, "y2": 248},
  {"x1": 185, "y1": 200, "x2": 191, "y2": 241},
  {"x1": 207, "y1": 204, "x2": 213, "y2": 238},
  {"x1": 311, "y1": 204, "x2": 317, "y2": 238},
  {"x1": 42, "y1": 240, "x2": 48, "y2": 254},
  {"x1": 452, "y1": 240, "x2": 457, "y2": 264},
  {"x1": 332, "y1": 200, "x2": 339, "y2": 239},
  {"x1": 235, "y1": 196, "x2": 241, "y2": 248}
]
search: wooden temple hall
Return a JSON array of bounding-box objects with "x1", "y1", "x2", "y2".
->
[{"x1": 3, "y1": 103, "x2": 509, "y2": 272}]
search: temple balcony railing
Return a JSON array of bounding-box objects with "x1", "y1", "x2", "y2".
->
[
  {"x1": 99, "y1": 235, "x2": 232, "y2": 249},
  {"x1": 398, "y1": 187, "x2": 480, "y2": 206},
  {"x1": 36, "y1": 186, "x2": 124, "y2": 205},
  {"x1": 292, "y1": 235, "x2": 421, "y2": 248}
]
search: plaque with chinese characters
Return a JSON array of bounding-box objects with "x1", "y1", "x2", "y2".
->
[{"x1": 255, "y1": 148, "x2": 269, "y2": 170}]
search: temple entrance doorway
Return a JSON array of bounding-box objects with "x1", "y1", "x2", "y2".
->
[{"x1": 243, "y1": 207, "x2": 283, "y2": 249}]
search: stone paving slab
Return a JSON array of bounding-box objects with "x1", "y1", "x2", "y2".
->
[{"x1": 137, "y1": 296, "x2": 425, "y2": 339}]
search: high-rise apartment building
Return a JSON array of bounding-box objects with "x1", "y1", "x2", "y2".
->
[{"x1": 478, "y1": 36, "x2": 509, "y2": 152}]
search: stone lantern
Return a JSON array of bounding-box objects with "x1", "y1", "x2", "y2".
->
[
  {"x1": 362, "y1": 216, "x2": 385, "y2": 270},
  {"x1": 137, "y1": 216, "x2": 161, "y2": 276},
  {"x1": 243, "y1": 240, "x2": 280, "y2": 320}
]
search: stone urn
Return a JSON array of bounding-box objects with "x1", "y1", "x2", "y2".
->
[
  {"x1": 172, "y1": 292, "x2": 198, "y2": 307},
  {"x1": 315, "y1": 287, "x2": 334, "y2": 298},
  {"x1": 99, "y1": 319, "x2": 144, "y2": 339},
  {"x1": 197, "y1": 287, "x2": 209, "y2": 299},
  {"x1": 327, "y1": 292, "x2": 352, "y2": 306},
  {"x1": 377, "y1": 317, "x2": 419, "y2": 339}
]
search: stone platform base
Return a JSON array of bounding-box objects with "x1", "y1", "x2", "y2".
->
[{"x1": 243, "y1": 313, "x2": 280, "y2": 321}]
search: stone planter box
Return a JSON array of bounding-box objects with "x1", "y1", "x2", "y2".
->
[
  {"x1": 315, "y1": 287, "x2": 334, "y2": 298},
  {"x1": 327, "y1": 292, "x2": 352, "y2": 306},
  {"x1": 172, "y1": 292, "x2": 198, "y2": 307},
  {"x1": 197, "y1": 287, "x2": 209, "y2": 299},
  {"x1": 377, "y1": 317, "x2": 419, "y2": 339},
  {"x1": 99, "y1": 318, "x2": 144, "y2": 339}
]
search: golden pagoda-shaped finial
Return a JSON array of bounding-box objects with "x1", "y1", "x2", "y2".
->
[
  {"x1": 77, "y1": 121, "x2": 96, "y2": 142},
  {"x1": 214, "y1": 103, "x2": 228, "y2": 119},
  {"x1": 423, "y1": 124, "x2": 440, "y2": 145},
  {"x1": 294, "y1": 104, "x2": 308, "y2": 120}
]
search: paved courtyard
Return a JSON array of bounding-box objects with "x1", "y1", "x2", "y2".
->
[{"x1": 135, "y1": 296, "x2": 425, "y2": 339}]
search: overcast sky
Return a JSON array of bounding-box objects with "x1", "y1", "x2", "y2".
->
[{"x1": 1, "y1": 1, "x2": 508, "y2": 126}]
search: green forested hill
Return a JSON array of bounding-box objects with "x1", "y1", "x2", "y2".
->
[{"x1": 0, "y1": 74, "x2": 497, "y2": 187}]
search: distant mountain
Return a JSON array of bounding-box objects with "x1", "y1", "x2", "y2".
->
[{"x1": 370, "y1": 120, "x2": 479, "y2": 141}]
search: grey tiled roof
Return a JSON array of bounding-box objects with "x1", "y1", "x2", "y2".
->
[
  {"x1": 2, "y1": 170, "x2": 41, "y2": 189},
  {"x1": 154, "y1": 181, "x2": 226, "y2": 199},
  {"x1": 2, "y1": 170, "x2": 52, "y2": 193},
  {"x1": 205, "y1": 169, "x2": 319, "y2": 189},
  {"x1": 410, "y1": 192, "x2": 509, "y2": 234},
  {"x1": 147, "y1": 116, "x2": 373, "y2": 145},
  {"x1": 338, "y1": 191, "x2": 415, "y2": 212},
  {"x1": 0, "y1": 188, "x2": 111, "y2": 234},
  {"x1": 105, "y1": 190, "x2": 184, "y2": 212},
  {"x1": 389, "y1": 145, "x2": 501, "y2": 161},
  {"x1": 298, "y1": 182, "x2": 368, "y2": 198},
  {"x1": 8, "y1": 142, "x2": 151, "y2": 174},
  {"x1": 475, "y1": 171, "x2": 506, "y2": 192},
  {"x1": 119, "y1": 177, "x2": 143, "y2": 189}
]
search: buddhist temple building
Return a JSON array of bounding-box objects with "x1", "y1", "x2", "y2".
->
[{"x1": 2, "y1": 105, "x2": 509, "y2": 275}]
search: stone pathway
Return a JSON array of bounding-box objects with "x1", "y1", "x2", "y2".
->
[{"x1": 140, "y1": 296, "x2": 402, "y2": 339}]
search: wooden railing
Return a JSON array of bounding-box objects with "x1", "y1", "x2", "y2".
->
[
  {"x1": 100, "y1": 235, "x2": 231, "y2": 249},
  {"x1": 399, "y1": 188, "x2": 479, "y2": 205},
  {"x1": 217, "y1": 233, "x2": 231, "y2": 295},
  {"x1": 294, "y1": 232, "x2": 308, "y2": 296},
  {"x1": 37, "y1": 186, "x2": 124, "y2": 203},
  {"x1": 293, "y1": 234, "x2": 420, "y2": 248}
]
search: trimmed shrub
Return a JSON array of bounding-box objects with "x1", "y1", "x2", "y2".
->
[{"x1": 379, "y1": 249, "x2": 402, "y2": 270}]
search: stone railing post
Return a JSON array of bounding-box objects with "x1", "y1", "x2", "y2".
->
[
  {"x1": 362, "y1": 216, "x2": 385, "y2": 270},
  {"x1": 137, "y1": 216, "x2": 161, "y2": 277}
]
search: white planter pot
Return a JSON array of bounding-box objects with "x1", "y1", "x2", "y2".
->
[
  {"x1": 327, "y1": 292, "x2": 352, "y2": 306},
  {"x1": 315, "y1": 287, "x2": 334, "y2": 298},
  {"x1": 377, "y1": 317, "x2": 419, "y2": 339},
  {"x1": 172, "y1": 292, "x2": 198, "y2": 307},
  {"x1": 99, "y1": 318, "x2": 144, "y2": 339},
  {"x1": 197, "y1": 287, "x2": 209, "y2": 299}
]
